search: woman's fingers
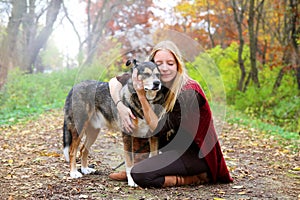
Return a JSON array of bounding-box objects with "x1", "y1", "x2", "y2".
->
[
  {"x1": 118, "y1": 104, "x2": 136, "y2": 133},
  {"x1": 132, "y1": 69, "x2": 143, "y2": 90}
]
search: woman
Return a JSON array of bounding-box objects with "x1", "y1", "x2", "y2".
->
[{"x1": 108, "y1": 40, "x2": 233, "y2": 187}]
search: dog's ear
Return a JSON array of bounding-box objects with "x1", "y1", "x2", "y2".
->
[
  {"x1": 126, "y1": 59, "x2": 138, "y2": 67},
  {"x1": 126, "y1": 59, "x2": 139, "y2": 74},
  {"x1": 132, "y1": 59, "x2": 137, "y2": 66},
  {"x1": 126, "y1": 59, "x2": 132, "y2": 66}
]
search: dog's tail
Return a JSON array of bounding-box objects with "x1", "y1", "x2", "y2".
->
[{"x1": 63, "y1": 118, "x2": 72, "y2": 162}]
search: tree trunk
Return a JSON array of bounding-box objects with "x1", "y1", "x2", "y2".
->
[
  {"x1": 206, "y1": 0, "x2": 215, "y2": 48},
  {"x1": 288, "y1": 0, "x2": 300, "y2": 89},
  {"x1": 84, "y1": 0, "x2": 112, "y2": 65},
  {"x1": 231, "y1": 0, "x2": 248, "y2": 91},
  {"x1": 248, "y1": 0, "x2": 261, "y2": 88},
  {"x1": 0, "y1": 0, "x2": 26, "y2": 88},
  {"x1": 22, "y1": 0, "x2": 37, "y2": 73},
  {"x1": 272, "y1": 0, "x2": 299, "y2": 91},
  {"x1": 243, "y1": 71, "x2": 252, "y2": 92},
  {"x1": 0, "y1": 0, "x2": 62, "y2": 88},
  {"x1": 272, "y1": 67, "x2": 285, "y2": 93},
  {"x1": 296, "y1": 67, "x2": 300, "y2": 90},
  {"x1": 23, "y1": 0, "x2": 62, "y2": 72}
]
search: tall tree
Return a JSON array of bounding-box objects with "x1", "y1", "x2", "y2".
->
[
  {"x1": 0, "y1": 0, "x2": 26, "y2": 88},
  {"x1": 246, "y1": 0, "x2": 264, "y2": 90},
  {"x1": 272, "y1": 0, "x2": 300, "y2": 91},
  {"x1": 231, "y1": 0, "x2": 248, "y2": 91},
  {"x1": 0, "y1": 0, "x2": 63, "y2": 88},
  {"x1": 23, "y1": 0, "x2": 63, "y2": 73},
  {"x1": 73, "y1": 0, "x2": 154, "y2": 66},
  {"x1": 290, "y1": 0, "x2": 300, "y2": 90},
  {"x1": 175, "y1": 0, "x2": 238, "y2": 49}
]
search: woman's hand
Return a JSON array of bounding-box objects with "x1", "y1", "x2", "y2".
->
[
  {"x1": 132, "y1": 68, "x2": 145, "y2": 97},
  {"x1": 117, "y1": 102, "x2": 136, "y2": 133},
  {"x1": 108, "y1": 77, "x2": 136, "y2": 133}
]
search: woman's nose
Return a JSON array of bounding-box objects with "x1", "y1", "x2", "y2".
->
[{"x1": 159, "y1": 63, "x2": 168, "y2": 70}]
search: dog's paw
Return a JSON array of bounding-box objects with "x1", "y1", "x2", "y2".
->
[
  {"x1": 126, "y1": 169, "x2": 138, "y2": 187},
  {"x1": 81, "y1": 167, "x2": 96, "y2": 175},
  {"x1": 127, "y1": 176, "x2": 138, "y2": 187},
  {"x1": 128, "y1": 180, "x2": 138, "y2": 187},
  {"x1": 70, "y1": 170, "x2": 83, "y2": 178}
]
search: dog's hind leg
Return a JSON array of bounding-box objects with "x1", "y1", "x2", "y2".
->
[
  {"x1": 69, "y1": 132, "x2": 83, "y2": 178},
  {"x1": 80, "y1": 124, "x2": 99, "y2": 175}
]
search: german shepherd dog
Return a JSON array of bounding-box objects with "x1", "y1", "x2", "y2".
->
[{"x1": 63, "y1": 60, "x2": 166, "y2": 186}]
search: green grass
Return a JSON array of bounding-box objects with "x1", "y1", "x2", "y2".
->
[
  {"x1": 226, "y1": 106, "x2": 298, "y2": 140},
  {"x1": 0, "y1": 68, "x2": 76, "y2": 126},
  {"x1": 225, "y1": 105, "x2": 299, "y2": 152}
]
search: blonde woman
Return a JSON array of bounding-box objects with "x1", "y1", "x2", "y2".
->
[{"x1": 108, "y1": 40, "x2": 233, "y2": 187}]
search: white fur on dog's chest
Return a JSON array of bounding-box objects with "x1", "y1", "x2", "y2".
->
[{"x1": 131, "y1": 118, "x2": 150, "y2": 138}]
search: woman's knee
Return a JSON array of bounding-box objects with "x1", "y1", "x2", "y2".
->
[
  {"x1": 130, "y1": 170, "x2": 149, "y2": 188},
  {"x1": 131, "y1": 167, "x2": 163, "y2": 188}
]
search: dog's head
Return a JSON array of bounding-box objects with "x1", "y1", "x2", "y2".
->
[{"x1": 126, "y1": 59, "x2": 162, "y2": 101}]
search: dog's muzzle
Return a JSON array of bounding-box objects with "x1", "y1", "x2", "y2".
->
[
  {"x1": 144, "y1": 80, "x2": 162, "y2": 100},
  {"x1": 144, "y1": 80, "x2": 161, "y2": 91},
  {"x1": 152, "y1": 80, "x2": 161, "y2": 91}
]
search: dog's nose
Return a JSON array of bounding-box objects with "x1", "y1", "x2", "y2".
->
[{"x1": 153, "y1": 81, "x2": 161, "y2": 87}]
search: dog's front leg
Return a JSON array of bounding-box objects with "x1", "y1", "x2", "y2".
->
[
  {"x1": 149, "y1": 136, "x2": 159, "y2": 157},
  {"x1": 122, "y1": 133, "x2": 138, "y2": 187}
]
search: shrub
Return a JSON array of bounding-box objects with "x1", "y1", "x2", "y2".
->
[
  {"x1": 0, "y1": 68, "x2": 77, "y2": 125},
  {"x1": 191, "y1": 43, "x2": 299, "y2": 134}
]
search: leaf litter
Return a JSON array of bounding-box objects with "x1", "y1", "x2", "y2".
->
[{"x1": 0, "y1": 109, "x2": 299, "y2": 199}]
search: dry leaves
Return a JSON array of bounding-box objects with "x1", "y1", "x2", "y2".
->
[{"x1": 0, "y1": 109, "x2": 299, "y2": 199}]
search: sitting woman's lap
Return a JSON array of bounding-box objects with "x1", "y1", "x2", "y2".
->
[{"x1": 130, "y1": 149, "x2": 209, "y2": 188}]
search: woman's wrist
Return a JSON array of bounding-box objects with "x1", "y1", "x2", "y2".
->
[{"x1": 115, "y1": 99, "x2": 122, "y2": 107}]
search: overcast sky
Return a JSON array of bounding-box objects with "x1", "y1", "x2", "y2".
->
[{"x1": 52, "y1": 0, "x2": 180, "y2": 59}]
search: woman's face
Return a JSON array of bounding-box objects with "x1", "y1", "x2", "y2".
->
[{"x1": 153, "y1": 50, "x2": 178, "y2": 85}]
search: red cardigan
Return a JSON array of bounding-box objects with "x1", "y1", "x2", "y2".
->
[{"x1": 183, "y1": 79, "x2": 233, "y2": 183}]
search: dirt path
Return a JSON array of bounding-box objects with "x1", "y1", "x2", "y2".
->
[{"x1": 0, "y1": 109, "x2": 299, "y2": 200}]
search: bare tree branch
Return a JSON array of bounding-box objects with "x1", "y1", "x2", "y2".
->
[{"x1": 61, "y1": 1, "x2": 82, "y2": 46}]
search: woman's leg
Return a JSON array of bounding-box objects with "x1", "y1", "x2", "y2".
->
[{"x1": 130, "y1": 149, "x2": 209, "y2": 188}]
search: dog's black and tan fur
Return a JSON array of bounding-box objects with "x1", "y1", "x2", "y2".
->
[{"x1": 63, "y1": 60, "x2": 166, "y2": 186}]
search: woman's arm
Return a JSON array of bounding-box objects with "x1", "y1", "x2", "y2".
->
[
  {"x1": 109, "y1": 77, "x2": 136, "y2": 133},
  {"x1": 132, "y1": 69, "x2": 159, "y2": 132}
]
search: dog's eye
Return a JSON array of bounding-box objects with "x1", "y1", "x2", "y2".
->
[{"x1": 143, "y1": 73, "x2": 151, "y2": 77}]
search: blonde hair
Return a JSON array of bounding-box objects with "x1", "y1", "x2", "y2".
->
[{"x1": 147, "y1": 40, "x2": 189, "y2": 112}]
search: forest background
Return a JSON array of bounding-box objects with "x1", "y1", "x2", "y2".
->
[{"x1": 0, "y1": 0, "x2": 299, "y2": 146}]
